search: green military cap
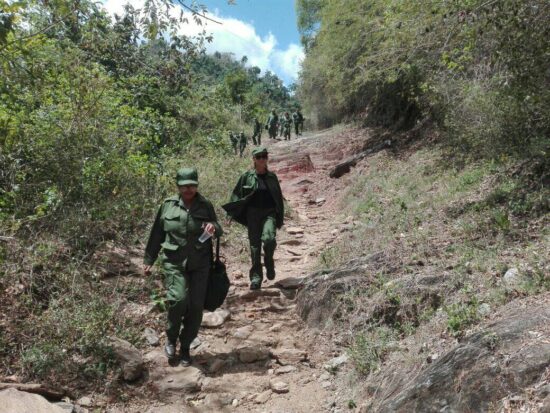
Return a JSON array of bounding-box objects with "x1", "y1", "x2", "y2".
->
[
  {"x1": 176, "y1": 167, "x2": 199, "y2": 186},
  {"x1": 251, "y1": 147, "x2": 268, "y2": 157}
]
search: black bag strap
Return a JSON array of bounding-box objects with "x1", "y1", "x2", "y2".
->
[{"x1": 211, "y1": 237, "x2": 221, "y2": 268}]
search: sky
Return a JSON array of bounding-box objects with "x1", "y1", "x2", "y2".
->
[{"x1": 102, "y1": 0, "x2": 304, "y2": 85}]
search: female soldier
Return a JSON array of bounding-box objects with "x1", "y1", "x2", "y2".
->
[
  {"x1": 223, "y1": 147, "x2": 284, "y2": 290},
  {"x1": 143, "y1": 167, "x2": 223, "y2": 366}
]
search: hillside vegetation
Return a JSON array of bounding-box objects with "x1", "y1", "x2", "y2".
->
[
  {"x1": 0, "y1": 0, "x2": 296, "y2": 390},
  {"x1": 297, "y1": 0, "x2": 548, "y2": 161},
  {"x1": 294, "y1": 0, "x2": 549, "y2": 410}
]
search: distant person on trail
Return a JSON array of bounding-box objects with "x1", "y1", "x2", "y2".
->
[
  {"x1": 282, "y1": 112, "x2": 292, "y2": 141},
  {"x1": 222, "y1": 147, "x2": 284, "y2": 290},
  {"x1": 266, "y1": 109, "x2": 279, "y2": 140},
  {"x1": 278, "y1": 112, "x2": 285, "y2": 137},
  {"x1": 292, "y1": 109, "x2": 304, "y2": 136},
  {"x1": 229, "y1": 131, "x2": 238, "y2": 155},
  {"x1": 143, "y1": 168, "x2": 223, "y2": 366},
  {"x1": 239, "y1": 131, "x2": 247, "y2": 157},
  {"x1": 252, "y1": 118, "x2": 262, "y2": 145}
]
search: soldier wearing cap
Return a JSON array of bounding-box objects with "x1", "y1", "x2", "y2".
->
[
  {"x1": 229, "y1": 131, "x2": 238, "y2": 155},
  {"x1": 222, "y1": 147, "x2": 284, "y2": 290},
  {"x1": 251, "y1": 118, "x2": 262, "y2": 146},
  {"x1": 266, "y1": 109, "x2": 279, "y2": 140},
  {"x1": 143, "y1": 168, "x2": 223, "y2": 366},
  {"x1": 281, "y1": 112, "x2": 293, "y2": 141},
  {"x1": 238, "y1": 131, "x2": 247, "y2": 157}
]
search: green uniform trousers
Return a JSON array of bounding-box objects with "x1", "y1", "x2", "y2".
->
[
  {"x1": 246, "y1": 207, "x2": 277, "y2": 282},
  {"x1": 162, "y1": 253, "x2": 210, "y2": 348},
  {"x1": 252, "y1": 131, "x2": 261, "y2": 146}
]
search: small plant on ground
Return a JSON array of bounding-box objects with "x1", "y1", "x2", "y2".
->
[
  {"x1": 349, "y1": 326, "x2": 397, "y2": 376},
  {"x1": 445, "y1": 296, "x2": 481, "y2": 337}
]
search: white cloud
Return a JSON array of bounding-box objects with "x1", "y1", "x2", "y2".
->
[{"x1": 102, "y1": 0, "x2": 303, "y2": 84}]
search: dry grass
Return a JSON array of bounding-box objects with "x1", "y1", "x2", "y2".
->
[{"x1": 312, "y1": 141, "x2": 549, "y2": 376}]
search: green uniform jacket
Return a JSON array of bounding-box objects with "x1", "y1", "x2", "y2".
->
[
  {"x1": 222, "y1": 170, "x2": 284, "y2": 229},
  {"x1": 266, "y1": 114, "x2": 278, "y2": 128},
  {"x1": 282, "y1": 116, "x2": 292, "y2": 129},
  {"x1": 253, "y1": 120, "x2": 262, "y2": 134},
  {"x1": 144, "y1": 193, "x2": 223, "y2": 266}
]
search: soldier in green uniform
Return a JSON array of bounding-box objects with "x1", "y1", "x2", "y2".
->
[
  {"x1": 144, "y1": 168, "x2": 223, "y2": 366},
  {"x1": 251, "y1": 118, "x2": 262, "y2": 146},
  {"x1": 222, "y1": 147, "x2": 284, "y2": 290},
  {"x1": 266, "y1": 109, "x2": 279, "y2": 140},
  {"x1": 278, "y1": 112, "x2": 285, "y2": 138},
  {"x1": 239, "y1": 131, "x2": 247, "y2": 157},
  {"x1": 282, "y1": 112, "x2": 293, "y2": 141},
  {"x1": 292, "y1": 110, "x2": 302, "y2": 136},
  {"x1": 229, "y1": 131, "x2": 238, "y2": 155}
]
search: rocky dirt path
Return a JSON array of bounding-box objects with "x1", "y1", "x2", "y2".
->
[{"x1": 127, "y1": 129, "x2": 359, "y2": 413}]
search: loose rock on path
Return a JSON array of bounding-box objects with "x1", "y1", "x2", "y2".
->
[{"x1": 98, "y1": 130, "x2": 356, "y2": 413}]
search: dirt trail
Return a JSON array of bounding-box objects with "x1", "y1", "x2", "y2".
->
[{"x1": 119, "y1": 128, "x2": 359, "y2": 413}]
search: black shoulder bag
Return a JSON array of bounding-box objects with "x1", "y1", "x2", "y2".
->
[{"x1": 204, "y1": 237, "x2": 230, "y2": 312}]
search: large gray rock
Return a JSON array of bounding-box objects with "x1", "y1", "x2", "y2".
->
[
  {"x1": 240, "y1": 289, "x2": 281, "y2": 300},
  {"x1": 269, "y1": 379, "x2": 290, "y2": 394},
  {"x1": 201, "y1": 308, "x2": 230, "y2": 327},
  {"x1": 324, "y1": 353, "x2": 349, "y2": 372},
  {"x1": 297, "y1": 254, "x2": 446, "y2": 331},
  {"x1": 238, "y1": 346, "x2": 270, "y2": 363},
  {"x1": 0, "y1": 388, "x2": 66, "y2": 413},
  {"x1": 503, "y1": 267, "x2": 521, "y2": 286},
  {"x1": 270, "y1": 348, "x2": 308, "y2": 365},
  {"x1": 274, "y1": 277, "x2": 306, "y2": 290},
  {"x1": 373, "y1": 299, "x2": 550, "y2": 413},
  {"x1": 143, "y1": 327, "x2": 159, "y2": 346},
  {"x1": 155, "y1": 366, "x2": 203, "y2": 394},
  {"x1": 108, "y1": 336, "x2": 145, "y2": 381}
]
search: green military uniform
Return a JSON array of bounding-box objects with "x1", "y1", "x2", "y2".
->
[
  {"x1": 281, "y1": 113, "x2": 293, "y2": 141},
  {"x1": 222, "y1": 148, "x2": 284, "y2": 287},
  {"x1": 144, "y1": 169, "x2": 223, "y2": 350},
  {"x1": 266, "y1": 110, "x2": 279, "y2": 140},
  {"x1": 239, "y1": 132, "x2": 247, "y2": 157},
  {"x1": 292, "y1": 110, "x2": 304, "y2": 136},
  {"x1": 279, "y1": 113, "x2": 285, "y2": 137},
  {"x1": 252, "y1": 118, "x2": 262, "y2": 146},
  {"x1": 229, "y1": 132, "x2": 238, "y2": 155}
]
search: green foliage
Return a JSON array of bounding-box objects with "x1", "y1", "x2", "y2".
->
[
  {"x1": 349, "y1": 327, "x2": 396, "y2": 376},
  {"x1": 445, "y1": 296, "x2": 480, "y2": 337},
  {"x1": 297, "y1": 0, "x2": 549, "y2": 159},
  {"x1": 0, "y1": 0, "x2": 295, "y2": 245},
  {"x1": 0, "y1": 0, "x2": 296, "y2": 389},
  {"x1": 21, "y1": 296, "x2": 118, "y2": 380}
]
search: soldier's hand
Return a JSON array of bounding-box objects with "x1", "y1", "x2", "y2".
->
[
  {"x1": 144, "y1": 264, "x2": 152, "y2": 275},
  {"x1": 204, "y1": 222, "x2": 216, "y2": 235}
]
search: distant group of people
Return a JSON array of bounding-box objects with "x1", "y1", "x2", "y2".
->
[
  {"x1": 266, "y1": 109, "x2": 304, "y2": 141},
  {"x1": 228, "y1": 131, "x2": 248, "y2": 157},
  {"x1": 228, "y1": 109, "x2": 305, "y2": 156}
]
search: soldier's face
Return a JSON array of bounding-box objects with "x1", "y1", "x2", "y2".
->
[
  {"x1": 178, "y1": 184, "x2": 198, "y2": 202},
  {"x1": 254, "y1": 154, "x2": 268, "y2": 167}
]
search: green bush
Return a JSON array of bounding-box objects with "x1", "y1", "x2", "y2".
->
[
  {"x1": 349, "y1": 327, "x2": 397, "y2": 376},
  {"x1": 445, "y1": 297, "x2": 480, "y2": 337}
]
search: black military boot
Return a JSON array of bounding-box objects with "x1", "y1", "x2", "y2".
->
[
  {"x1": 250, "y1": 278, "x2": 262, "y2": 290},
  {"x1": 266, "y1": 266, "x2": 276, "y2": 281},
  {"x1": 164, "y1": 340, "x2": 177, "y2": 359},
  {"x1": 180, "y1": 347, "x2": 192, "y2": 367}
]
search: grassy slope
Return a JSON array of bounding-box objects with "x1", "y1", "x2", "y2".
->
[{"x1": 316, "y1": 138, "x2": 548, "y2": 375}]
